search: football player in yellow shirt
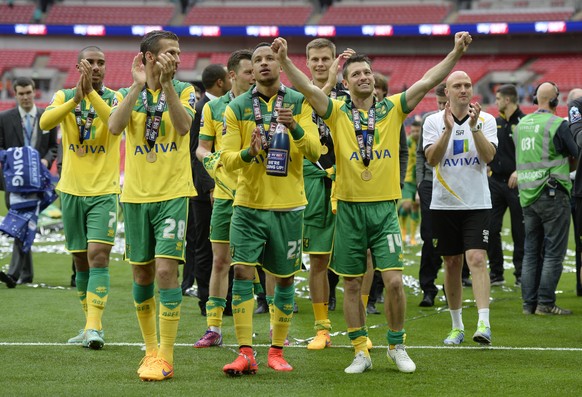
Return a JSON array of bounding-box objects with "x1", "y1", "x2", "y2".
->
[
  {"x1": 220, "y1": 42, "x2": 320, "y2": 376},
  {"x1": 193, "y1": 49, "x2": 255, "y2": 348},
  {"x1": 273, "y1": 32, "x2": 472, "y2": 374},
  {"x1": 109, "y1": 30, "x2": 196, "y2": 382},
  {"x1": 40, "y1": 46, "x2": 120, "y2": 351}
]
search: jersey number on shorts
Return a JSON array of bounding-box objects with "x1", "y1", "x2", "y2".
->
[
  {"x1": 108, "y1": 212, "x2": 116, "y2": 228},
  {"x1": 163, "y1": 218, "x2": 186, "y2": 240},
  {"x1": 386, "y1": 234, "x2": 402, "y2": 253},
  {"x1": 287, "y1": 239, "x2": 302, "y2": 260}
]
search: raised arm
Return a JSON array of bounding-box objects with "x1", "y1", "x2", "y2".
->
[
  {"x1": 39, "y1": 65, "x2": 91, "y2": 130},
  {"x1": 321, "y1": 48, "x2": 354, "y2": 96},
  {"x1": 272, "y1": 37, "x2": 330, "y2": 117},
  {"x1": 158, "y1": 52, "x2": 193, "y2": 136},
  {"x1": 405, "y1": 32, "x2": 472, "y2": 111},
  {"x1": 109, "y1": 53, "x2": 145, "y2": 135}
]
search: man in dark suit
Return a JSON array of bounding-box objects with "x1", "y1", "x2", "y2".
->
[
  {"x1": 0, "y1": 77, "x2": 58, "y2": 287},
  {"x1": 184, "y1": 64, "x2": 231, "y2": 316}
]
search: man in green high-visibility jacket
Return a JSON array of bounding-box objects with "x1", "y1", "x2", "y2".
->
[{"x1": 516, "y1": 81, "x2": 578, "y2": 316}]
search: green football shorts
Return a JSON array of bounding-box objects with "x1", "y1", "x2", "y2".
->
[
  {"x1": 122, "y1": 197, "x2": 188, "y2": 264},
  {"x1": 229, "y1": 205, "x2": 303, "y2": 278},
  {"x1": 330, "y1": 200, "x2": 403, "y2": 276},
  {"x1": 210, "y1": 198, "x2": 233, "y2": 243},
  {"x1": 60, "y1": 192, "x2": 118, "y2": 252}
]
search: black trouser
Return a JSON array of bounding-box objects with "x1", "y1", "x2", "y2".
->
[
  {"x1": 191, "y1": 198, "x2": 213, "y2": 311},
  {"x1": 487, "y1": 176, "x2": 524, "y2": 280},
  {"x1": 182, "y1": 199, "x2": 197, "y2": 293},
  {"x1": 573, "y1": 197, "x2": 582, "y2": 294},
  {"x1": 368, "y1": 271, "x2": 384, "y2": 305},
  {"x1": 418, "y1": 180, "x2": 443, "y2": 297},
  {"x1": 328, "y1": 269, "x2": 339, "y2": 300}
]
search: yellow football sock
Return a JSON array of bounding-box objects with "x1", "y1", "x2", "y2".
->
[
  {"x1": 361, "y1": 294, "x2": 369, "y2": 307},
  {"x1": 133, "y1": 282, "x2": 158, "y2": 356},
  {"x1": 85, "y1": 267, "x2": 109, "y2": 330},
  {"x1": 348, "y1": 327, "x2": 369, "y2": 356},
  {"x1": 232, "y1": 279, "x2": 254, "y2": 346},
  {"x1": 271, "y1": 284, "x2": 294, "y2": 347},
  {"x1": 399, "y1": 215, "x2": 408, "y2": 241},
  {"x1": 158, "y1": 288, "x2": 182, "y2": 364},
  {"x1": 206, "y1": 296, "x2": 226, "y2": 328},
  {"x1": 312, "y1": 302, "x2": 328, "y2": 322},
  {"x1": 75, "y1": 270, "x2": 89, "y2": 321}
]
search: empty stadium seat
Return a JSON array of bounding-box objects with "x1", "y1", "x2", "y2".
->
[
  {"x1": 184, "y1": 5, "x2": 312, "y2": 26},
  {"x1": 456, "y1": 8, "x2": 573, "y2": 23},
  {"x1": 45, "y1": 4, "x2": 175, "y2": 25},
  {"x1": 0, "y1": 3, "x2": 35, "y2": 23},
  {"x1": 319, "y1": 4, "x2": 451, "y2": 25}
]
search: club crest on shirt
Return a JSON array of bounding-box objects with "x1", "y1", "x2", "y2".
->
[{"x1": 570, "y1": 106, "x2": 581, "y2": 123}]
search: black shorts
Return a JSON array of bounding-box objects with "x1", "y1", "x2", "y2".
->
[
  {"x1": 575, "y1": 197, "x2": 582, "y2": 245},
  {"x1": 431, "y1": 209, "x2": 491, "y2": 256}
]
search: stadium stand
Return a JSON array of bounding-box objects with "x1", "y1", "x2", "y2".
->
[
  {"x1": 0, "y1": 50, "x2": 37, "y2": 76},
  {"x1": 455, "y1": 8, "x2": 574, "y2": 23},
  {"x1": 44, "y1": 4, "x2": 175, "y2": 25},
  {"x1": 318, "y1": 3, "x2": 452, "y2": 25},
  {"x1": 183, "y1": 4, "x2": 313, "y2": 26},
  {"x1": 369, "y1": 54, "x2": 527, "y2": 95},
  {"x1": 0, "y1": 3, "x2": 36, "y2": 23},
  {"x1": 529, "y1": 54, "x2": 582, "y2": 93}
]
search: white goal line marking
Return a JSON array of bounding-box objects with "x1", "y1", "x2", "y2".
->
[{"x1": 1, "y1": 342, "x2": 581, "y2": 351}]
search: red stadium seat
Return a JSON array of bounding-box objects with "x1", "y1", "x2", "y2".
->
[
  {"x1": 456, "y1": 9, "x2": 573, "y2": 23},
  {"x1": 184, "y1": 5, "x2": 312, "y2": 26},
  {"x1": 45, "y1": 4, "x2": 174, "y2": 25},
  {"x1": 319, "y1": 4, "x2": 451, "y2": 25},
  {"x1": 0, "y1": 4, "x2": 36, "y2": 23}
]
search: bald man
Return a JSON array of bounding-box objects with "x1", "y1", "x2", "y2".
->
[
  {"x1": 567, "y1": 87, "x2": 582, "y2": 297},
  {"x1": 423, "y1": 71, "x2": 497, "y2": 346},
  {"x1": 516, "y1": 82, "x2": 578, "y2": 316}
]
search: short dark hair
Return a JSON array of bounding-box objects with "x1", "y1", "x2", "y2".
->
[
  {"x1": 202, "y1": 64, "x2": 227, "y2": 90},
  {"x1": 435, "y1": 82, "x2": 446, "y2": 97},
  {"x1": 374, "y1": 72, "x2": 388, "y2": 94},
  {"x1": 306, "y1": 38, "x2": 336, "y2": 59},
  {"x1": 342, "y1": 54, "x2": 372, "y2": 79},
  {"x1": 140, "y1": 30, "x2": 179, "y2": 65},
  {"x1": 13, "y1": 77, "x2": 35, "y2": 90},
  {"x1": 78, "y1": 45, "x2": 103, "y2": 62},
  {"x1": 411, "y1": 120, "x2": 422, "y2": 128},
  {"x1": 227, "y1": 49, "x2": 253, "y2": 73},
  {"x1": 253, "y1": 42, "x2": 271, "y2": 53},
  {"x1": 496, "y1": 84, "x2": 518, "y2": 103}
]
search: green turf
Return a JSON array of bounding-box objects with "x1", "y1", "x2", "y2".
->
[{"x1": 1, "y1": 222, "x2": 582, "y2": 396}]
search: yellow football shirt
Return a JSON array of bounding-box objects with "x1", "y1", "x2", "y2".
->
[
  {"x1": 40, "y1": 88, "x2": 121, "y2": 196},
  {"x1": 221, "y1": 87, "x2": 320, "y2": 210},
  {"x1": 323, "y1": 92, "x2": 409, "y2": 202},
  {"x1": 112, "y1": 80, "x2": 197, "y2": 203},
  {"x1": 199, "y1": 92, "x2": 238, "y2": 200}
]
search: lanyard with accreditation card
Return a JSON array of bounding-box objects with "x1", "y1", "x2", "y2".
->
[
  {"x1": 251, "y1": 84, "x2": 286, "y2": 152},
  {"x1": 74, "y1": 101, "x2": 95, "y2": 157},
  {"x1": 352, "y1": 98, "x2": 376, "y2": 181},
  {"x1": 141, "y1": 86, "x2": 167, "y2": 163}
]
